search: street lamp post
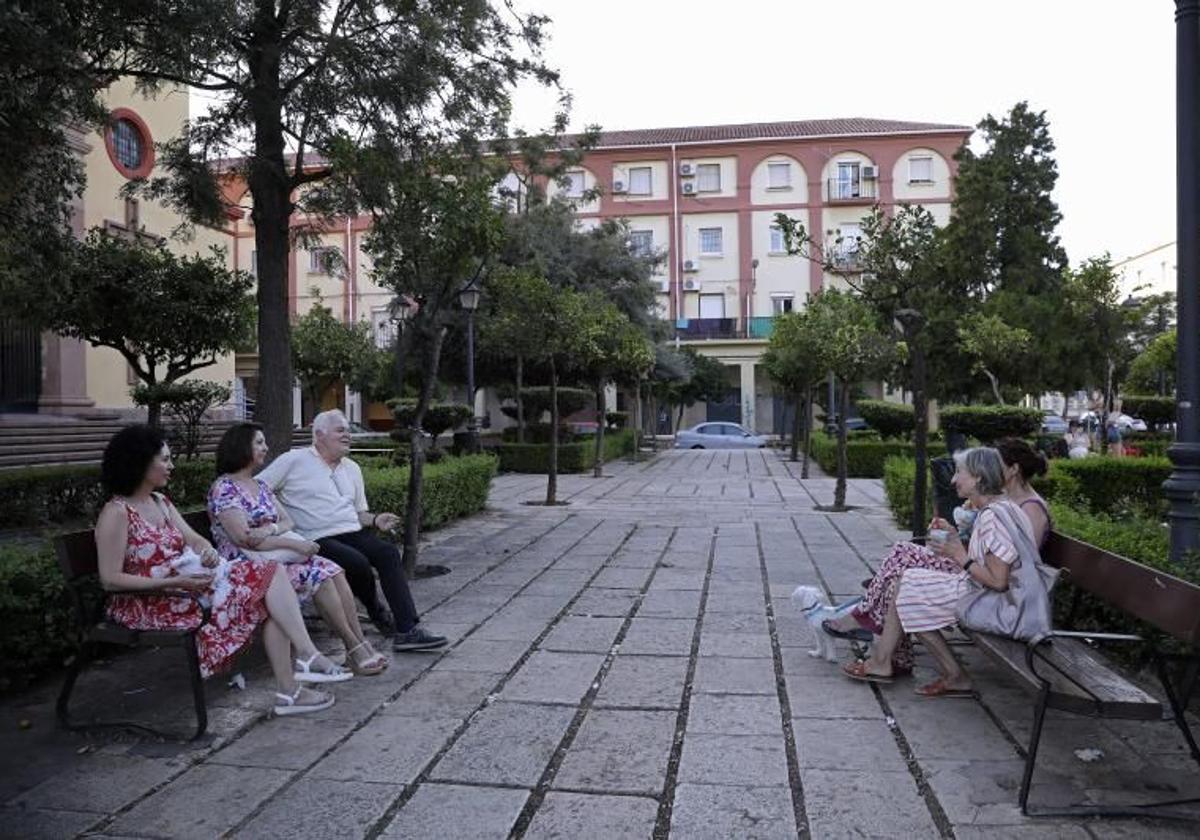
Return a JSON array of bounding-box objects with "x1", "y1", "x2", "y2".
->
[
  {"x1": 1167, "y1": 0, "x2": 1200, "y2": 560},
  {"x1": 459, "y1": 278, "x2": 482, "y2": 454}
]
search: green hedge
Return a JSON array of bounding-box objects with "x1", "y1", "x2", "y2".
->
[
  {"x1": 497, "y1": 430, "x2": 635, "y2": 474},
  {"x1": 810, "y1": 432, "x2": 946, "y2": 479},
  {"x1": 362, "y1": 454, "x2": 497, "y2": 531},
  {"x1": 1048, "y1": 456, "x2": 1171, "y2": 517},
  {"x1": 0, "y1": 459, "x2": 216, "y2": 531},
  {"x1": 0, "y1": 454, "x2": 497, "y2": 692},
  {"x1": 857, "y1": 400, "x2": 915, "y2": 439},
  {"x1": 1120, "y1": 395, "x2": 1176, "y2": 429},
  {"x1": 882, "y1": 456, "x2": 933, "y2": 529},
  {"x1": 939, "y1": 405, "x2": 1042, "y2": 442}
]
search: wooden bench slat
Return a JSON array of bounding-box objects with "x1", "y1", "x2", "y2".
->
[{"x1": 973, "y1": 632, "x2": 1162, "y2": 720}]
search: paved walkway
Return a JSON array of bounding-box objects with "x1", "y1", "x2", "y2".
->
[{"x1": 3, "y1": 449, "x2": 1198, "y2": 838}]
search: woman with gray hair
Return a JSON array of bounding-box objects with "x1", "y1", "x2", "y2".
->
[{"x1": 842, "y1": 447, "x2": 1053, "y2": 697}]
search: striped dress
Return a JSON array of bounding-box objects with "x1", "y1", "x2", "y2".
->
[{"x1": 895, "y1": 506, "x2": 1020, "y2": 633}]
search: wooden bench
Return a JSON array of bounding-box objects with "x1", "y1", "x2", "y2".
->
[
  {"x1": 56, "y1": 509, "x2": 215, "y2": 741},
  {"x1": 971, "y1": 530, "x2": 1200, "y2": 819}
]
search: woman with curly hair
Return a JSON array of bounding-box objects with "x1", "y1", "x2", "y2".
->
[{"x1": 95, "y1": 425, "x2": 350, "y2": 716}]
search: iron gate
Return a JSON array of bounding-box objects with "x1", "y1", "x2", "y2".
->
[{"x1": 0, "y1": 318, "x2": 41, "y2": 412}]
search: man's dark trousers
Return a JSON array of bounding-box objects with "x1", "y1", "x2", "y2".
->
[{"x1": 316, "y1": 529, "x2": 418, "y2": 633}]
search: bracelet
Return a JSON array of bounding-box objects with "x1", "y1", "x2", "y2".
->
[
  {"x1": 371, "y1": 513, "x2": 381, "y2": 529},
  {"x1": 963, "y1": 558, "x2": 976, "y2": 573}
]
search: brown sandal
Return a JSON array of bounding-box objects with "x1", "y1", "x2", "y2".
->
[
  {"x1": 915, "y1": 678, "x2": 973, "y2": 698},
  {"x1": 842, "y1": 660, "x2": 893, "y2": 684}
]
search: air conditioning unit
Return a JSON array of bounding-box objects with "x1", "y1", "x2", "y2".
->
[
  {"x1": 683, "y1": 260, "x2": 699, "y2": 273},
  {"x1": 683, "y1": 278, "x2": 699, "y2": 291},
  {"x1": 862, "y1": 165, "x2": 879, "y2": 180},
  {"x1": 681, "y1": 181, "x2": 697, "y2": 195},
  {"x1": 612, "y1": 179, "x2": 627, "y2": 194},
  {"x1": 658, "y1": 279, "x2": 671, "y2": 293},
  {"x1": 679, "y1": 163, "x2": 695, "y2": 176}
]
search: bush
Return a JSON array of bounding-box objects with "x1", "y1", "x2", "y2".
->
[
  {"x1": 882, "y1": 456, "x2": 932, "y2": 529},
  {"x1": 499, "y1": 387, "x2": 593, "y2": 423},
  {"x1": 500, "y1": 423, "x2": 578, "y2": 444},
  {"x1": 939, "y1": 405, "x2": 1042, "y2": 443},
  {"x1": 605, "y1": 411, "x2": 628, "y2": 429},
  {"x1": 857, "y1": 400, "x2": 914, "y2": 439},
  {"x1": 497, "y1": 430, "x2": 635, "y2": 474},
  {"x1": 810, "y1": 432, "x2": 946, "y2": 479},
  {"x1": 132, "y1": 380, "x2": 232, "y2": 460},
  {"x1": 423, "y1": 404, "x2": 472, "y2": 447},
  {"x1": 1029, "y1": 467, "x2": 1083, "y2": 507},
  {"x1": 0, "y1": 459, "x2": 216, "y2": 531},
  {"x1": 1049, "y1": 456, "x2": 1171, "y2": 517},
  {"x1": 362, "y1": 454, "x2": 497, "y2": 531},
  {"x1": 1121, "y1": 395, "x2": 1175, "y2": 429},
  {"x1": 0, "y1": 542, "x2": 75, "y2": 692}
]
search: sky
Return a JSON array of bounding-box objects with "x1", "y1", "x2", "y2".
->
[{"x1": 506, "y1": 0, "x2": 1177, "y2": 267}]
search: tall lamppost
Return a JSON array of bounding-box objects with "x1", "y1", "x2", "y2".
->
[
  {"x1": 1168, "y1": 0, "x2": 1200, "y2": 560},
  {"x1": 459, "y1": 277, "x2": 482, "y2": 454}
]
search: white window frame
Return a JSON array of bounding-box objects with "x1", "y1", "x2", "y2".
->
[
  {"x1": 696, "y1": 163, "x2": 721, "y2": 193},
  {"x1": 370, "y1": 307, "x2": 397, "y2": 349},
  {"x1": 563, "y1": 169, "x2": 585, "y2": 197},
  {"x1": 629, "y1": 229, "x2": 653, "y2": 257},
  {"x1": 309, "y1": 246, "x2": 341, "y2": 274},
  {"x1": 767, "y1": 161, "x2": 791, "y2": 190},
  {"x1": 770, "y1": 294, "x2": 795, "y2": 315},
  {"x1": 699, "y1": 227, "x2": 723, "y2": 256},
  {"x1": 628, "y1": 166, "x2": 653, "y2": 196},
  {"x1": 769, "y1": 225, "x2": 786, "y2": 255},
  {"x1": 908, "y1": 155, "x2": 934, "y2": 184}
]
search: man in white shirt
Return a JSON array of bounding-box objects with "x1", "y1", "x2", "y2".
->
[{"x1": 257, "y1": 410, "x2": 446, "y2": 651}]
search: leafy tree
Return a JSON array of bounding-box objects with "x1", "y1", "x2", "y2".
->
[
  {"x1": 27, "y1": 231, "x2": 253, "y2": 426},
  {"x1": 667, "y1": 348, "x2": 728, "y2": 435},
  {"x1": 76, "y1": 0, "x2": 555, "y2": 456},
  {"x1": 290, "y1": 296, "x2": 377, "y2": 424},
  {"x1": 942, "y1": 102, "x2": 1072, "y2": 397},
  {"x1": 805, "y1": 290, "x2": 897, "y2": 510},
  {"x1": 957, "y1": 313, "x2": 1032, "y2": 404},
  {"x1": 762, "y1": 309, "x2": 824, "y2": 475},
  {"x1": 647, "y1": 345, "x2": 694, "y2": 450},
  {"x1": 479, "y1": 269, "x2": 553, "y2": 443},
  {"x1": 1126, "y1": 330, "x2": 1176, "y2": 396},
  {"x1": 343, "y1": 140, "x2": 504, "y2": 576}
]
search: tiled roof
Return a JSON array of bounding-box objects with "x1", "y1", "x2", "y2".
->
[{"x1": 558, "y1": 118, "x2": 972, "y2": 149}]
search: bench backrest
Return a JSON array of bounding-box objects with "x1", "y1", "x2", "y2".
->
[
  {"x1": 55, "y1": 509, "x2": 214, "y2": 582},
  {"x1": 1043, "y1": 530, "x2": 1200, "y2": 646}
]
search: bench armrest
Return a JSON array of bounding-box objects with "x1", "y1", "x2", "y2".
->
[{"x1": 1050, "y1": 630, "x2": 1143, "y2": 643}]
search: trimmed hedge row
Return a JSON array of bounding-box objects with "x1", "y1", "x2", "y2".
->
[
  {"x1": 0, "y1": 455, "x2": 497, "y2": 692},
  {"x1": 810, "y1": 432, "x2": 946, "y2": 479},
  {"x1": 939, "y1": 405, "x2": 1042, "y2": 442},
  {"x1": 857, "y1": 400, "x2": 915, "y2": 439},
  {"x1": 881, "y1": 456, "x2": 932, "y2": 530},
  {"x1": 1049, "y1": 456, "x2": 1172, "y2": 517},
  {"x1": 497, "y1": 430, "x2": 636, "y2": 474}
]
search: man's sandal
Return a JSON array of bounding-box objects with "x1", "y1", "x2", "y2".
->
[
  {"x1": 841, "y1": 660, "x2": 894, "y2": 684},
  {"x1": 347, "y1": 642, "x2": 388, "y2": 676},
  {"x1": 915, "y1": 678, "x2": 974, "y2": 698},
  {"x1": 274, "y1": 686, "x2": 335, "y2": 716},
  {"x1": 294, "y1": 652, "x2": 353, "y2": 683}
]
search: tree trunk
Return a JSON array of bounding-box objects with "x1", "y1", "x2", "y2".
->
[
  {"x1": 801, "y1": 384, "x2": 813, "y2": 479},
  {"x1": 675, "y1": 403, "x2": 685, "y2": 436},
  {"x1": 515, "y1": 354, "x2": 526, "y2": 444},
  {"x1": 1099, "y1": 357, "x2": 1114, "y2": 456},
  {"x1": 402, "y1": 324, "x2": 446, "y2": 577},
  {"x1": 911, "y1": 343, "x2": 930, "y2": 539},
  {"x1": 592, "y1": 382, "x2": 606, "y2": 478},
  {"x1": 246, "y1": 25, "x2": 294, "y2": 464},
  {"x1": 546, "y1": 358, "x2": 559, "y2": 504},
  {"x1": 632, "y1": 378, "x2": 643, "y2": 461},
  {"x1": 834, "y1": 380, "x2": 850, "y2": 509},
  {"x1": 146, "y1": 391, "x2": 163, "y2": 429},
  {"x1": 648, "y1": 391, "x2": 658, "y2": 452},
  {"x1": 789, "y1": 389, "x2": 802, "y2": 462},
  {"x1": 984, "y1": 368, "x2": 1005, "y2": 405}
]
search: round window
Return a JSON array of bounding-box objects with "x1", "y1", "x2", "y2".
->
[
  {"x1": 104, "y1": 109, "x2": 155, "y2": 179},
  {"x1": 111, "y1": 119, "x2": 144, "y2": 170}
]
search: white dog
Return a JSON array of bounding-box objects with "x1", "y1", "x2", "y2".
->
[{"x1": 790, "y1": 585, "x2": 863, "y2": 662}]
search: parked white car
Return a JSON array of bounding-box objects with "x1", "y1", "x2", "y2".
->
[
  {"x1": 1078, "y1": 412, "x2": 1147, "y2": 433},
  {"x1": 674, "y1": 422, "x2": 768, "y2": 450}
]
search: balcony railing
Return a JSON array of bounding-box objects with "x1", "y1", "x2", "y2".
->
[
  {"x1": 826, "y1": 178, "x2": 878, "y2": 202},
  {"x1": 828, "y1": 247, "x2": 865, "y2": 273},
  {"x1": 674, "y1": 317, "x2": 776, "y2": 341}
]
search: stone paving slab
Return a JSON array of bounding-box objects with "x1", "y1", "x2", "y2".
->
[{"x1": 5, "y1": 448, "x2": 1191, "y2": 839}]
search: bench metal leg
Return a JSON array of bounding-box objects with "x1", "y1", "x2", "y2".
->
[
  {"x1": 56, "y1": 640, "x2": 94, "y2": 731},
  {"x1": 1019, "y1": 685, "x2": 1050, "y2": 815},
  {"x1": 184, "y1": 633, "x2": 208, "y2": 741},
  {"x1": 1156, "y1": 653, "x2": 1200, "y2": 770}
]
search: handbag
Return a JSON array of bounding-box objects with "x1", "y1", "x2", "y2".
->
[
  {"x1": 240, "y1": 530, "x2": 313, "y2": 564},
  {"x1": 955, "y1": 500, "x2": 1059, "y2": 642}
]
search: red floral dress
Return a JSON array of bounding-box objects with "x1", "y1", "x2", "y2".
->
[{"x1": 105, "y1": 496, "x2": 276, "y2": 678}]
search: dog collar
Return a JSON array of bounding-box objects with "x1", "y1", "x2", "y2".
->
[{"x1": 800, "y1": 602, "x2": 824, "y2": 615}]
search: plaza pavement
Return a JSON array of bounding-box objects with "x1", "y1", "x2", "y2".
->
[{"x1": 2, "y1": 448, "x2": 1198, "y2": 839}]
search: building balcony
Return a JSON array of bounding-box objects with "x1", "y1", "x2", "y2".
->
[
  {"x1": 674, "y1": 317, "x2": 775, "y2": 342},
  {"x1": 825, "y1": 178, "x2": 878, "y2": 203},
  {"x1": 827, "y1": 248, "x2": 865, "y2": 274}
]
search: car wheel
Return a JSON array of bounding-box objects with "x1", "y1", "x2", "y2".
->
[{"x1": 691, "y1": 445, "x2": 704, "y2": 450}]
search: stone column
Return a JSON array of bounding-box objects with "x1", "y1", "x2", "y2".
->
[
  {"x1": 740, "y1": 361, "x2": 757, "y2": 432},
  {"x1": 38, "y1": 125, "x2": 96, "y2": 415}
]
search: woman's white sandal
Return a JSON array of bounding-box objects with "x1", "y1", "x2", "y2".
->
[
  {"x1": 347, "y1": 641, "x2": 388, "y2": 676},
  {"x1": 273, "y1": 687, "x2": 334, "y2": 716},
  {"x1": 294, "y1": 652, "x2": 353, "y2": 683}
]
